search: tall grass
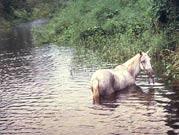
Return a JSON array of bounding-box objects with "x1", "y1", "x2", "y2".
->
[
  {"x1": 34, "y1": 0, "x2": 160, "y2": 56},
  {"x1": 33, "y1": 0, "x2": 179, "y2": 80}
]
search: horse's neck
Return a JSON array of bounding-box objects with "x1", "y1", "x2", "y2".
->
[{"x1": 122, "y1": 54, "x2": 141, "y2": 78}]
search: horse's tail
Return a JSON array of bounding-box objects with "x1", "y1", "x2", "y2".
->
[{"x1": 91, "y1": 79, "x2": 100, "y2": 104}]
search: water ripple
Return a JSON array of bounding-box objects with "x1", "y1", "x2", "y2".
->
[{"x1": 0, "y1": 45, "x2": 178, "y2": 135}]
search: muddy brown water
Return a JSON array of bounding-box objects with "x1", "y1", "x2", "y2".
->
[{"x1": 0, "y1": 20, "x2": 179, "y2": 135}]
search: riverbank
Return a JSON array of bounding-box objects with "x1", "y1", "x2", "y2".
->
[
  {"x1": 0, "y1": 0, "x2": 68, "y2": 33},
  {"x1": 33, "y1": 0, "x2": 179, "y2": 82}
]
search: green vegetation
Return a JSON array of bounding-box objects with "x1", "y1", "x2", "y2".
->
[
  {"x1": 33, "y1": 0, "x2": 179, "y2": 81},
  {"x1": 0, "y1": 0, "x2": 67, "y2": 31}
]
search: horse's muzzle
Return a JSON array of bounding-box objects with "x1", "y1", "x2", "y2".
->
[
  {"x1": 147, "y1": 69, "x2": 154, "y2": 77},
  {"x1": 147, "y1": 69, "x2": 155, "y2": 84}
]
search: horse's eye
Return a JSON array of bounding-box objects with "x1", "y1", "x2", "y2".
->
[{"x1": 141, "y1": 60, "x2": 146, "y2": 63}]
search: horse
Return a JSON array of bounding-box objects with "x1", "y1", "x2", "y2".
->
[{"x1": 90, "y1": 51, "x2": 154, "y2": 104}]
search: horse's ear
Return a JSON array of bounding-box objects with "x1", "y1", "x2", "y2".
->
[
  {"x1": 146, "y1": 49, "x2": 150, "y2": 54},
  {"x1": 139, "y1": 51, "x2": 142, "y2": 56}
]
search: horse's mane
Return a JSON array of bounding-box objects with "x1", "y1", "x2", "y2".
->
[
  {"x1": 122, "y1": 53, "x2": 141, "y2": 77},
  {"x1": 123, "y1": 54, "x2": 140, "y2": 66}
]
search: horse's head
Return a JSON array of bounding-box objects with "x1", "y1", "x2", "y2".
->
[{"x1": 139, "y1": 51, "x2": 155, "y2": 83}]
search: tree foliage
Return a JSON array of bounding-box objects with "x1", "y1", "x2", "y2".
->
[{"x1": 0, "y1": 0, "x2": 68, "y2": 22}]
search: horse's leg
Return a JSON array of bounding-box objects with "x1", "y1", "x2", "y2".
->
[
  {"x1": 93, "y1": 95, "x2": 100, "y2": 104},
  {"x1": 91, "y1": 79, "x2": 101, "y2": 104},
  {"x1": 92, "y1": 87, "x2": 101, "y2": 104}
]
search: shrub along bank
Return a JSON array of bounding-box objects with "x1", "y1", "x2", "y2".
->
[{"x1": 34, "y1": 0, "x2": 179, "y2": 82}]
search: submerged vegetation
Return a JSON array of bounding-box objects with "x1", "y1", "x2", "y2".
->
[{"x1": 33, "y1": 0, "x2": 179, "y2": 81}]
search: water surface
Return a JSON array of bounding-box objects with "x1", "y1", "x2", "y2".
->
[{"x1": 0, "y1": 20, "x2": 179, "y2": 135}]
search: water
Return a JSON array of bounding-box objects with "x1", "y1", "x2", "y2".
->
[{"x1": 0, "y1": 20, "x2": 179, "y2": 135}]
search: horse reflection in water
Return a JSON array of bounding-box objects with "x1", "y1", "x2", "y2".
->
[
  {"x1": 91, "y1": 51, "x2": 155, "y2": 104},
  {"x1": 98, "y1": 85, "x2": 155, "y2": 108}
]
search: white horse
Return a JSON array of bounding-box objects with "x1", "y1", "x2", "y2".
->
[{"x1": 90, "y1": 51, "x2": 154, "y2": 104}]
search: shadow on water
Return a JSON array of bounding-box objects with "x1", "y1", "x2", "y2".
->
[
  {"x1": 0, "y1": 19, "x2": 179, "y2": 135},
  {"x1": 0, "y1": 19, "x2": 47, "y2": 51},
  {"x1": 163, "y1": 86, "x2": 179, "y2": 135}
]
